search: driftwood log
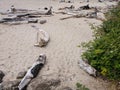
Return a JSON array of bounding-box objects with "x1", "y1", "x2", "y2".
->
[
  {"x1": 60, "y1": 12, "x2": 87, "y2": 20},
  {"x1": 0, "y1": 5, "x2": 52, "y2": 15},
  {"x1": 18, "y1": 54, "x2": 46, "y2": 90},
  {"x1": 60, "y1": 11, "x2": 105, "y2": 21},
  {"x1": 58, "y1": 5, "x2": 75, "y2": 10},
  {"x1": 78, "y1": 59, "x2": 96, "y2": 77},
  {"x1": 31, "y1": 25, "x2": 50, "y2": 47},
  {"x1": 0, "y1": 6, "x2": 52, "y2": 25}
]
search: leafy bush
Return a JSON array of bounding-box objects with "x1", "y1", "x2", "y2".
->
[
  {"x1": 76, "y1": 83, "x2": 90, "y2": 90},
  {"x1": 81, "y1": 2, "x2": 120, "y2": 80}
]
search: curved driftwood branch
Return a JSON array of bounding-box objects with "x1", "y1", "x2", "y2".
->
[
  {"x1": 18, "y1": 54, "x2": 46, "y2": 90},
  {"x1": 31, "y1": 25, "x2": 50, "y2": 47}
]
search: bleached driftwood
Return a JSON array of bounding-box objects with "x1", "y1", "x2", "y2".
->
[
  {"x1": 0, "y1": 17, "x2": 39, "y2": 25},
  {"x1": 58, "y1": 5, "x2": 75, "y2": 10},
  {"x1": 0, "y1": 5, "x2": 52, "y2": 15},
  {"x1": 18, "y1": 54, "x2": 46, "y2": 90},
  {"x1": 60, "y1": 12, "x2": 87, "y2": 20},
  {"x1": 78, "y1": 59, "x2": 96, "y2": 77},
  {"x1": 0, "y1": 6, "x2": 53, "y2": 25},
  {"x1": 59, "y1": 11, "x2": 105, "y2": 21},
  {"x1": 31, "y1": 25, "x2": 50, "y2": 47}
]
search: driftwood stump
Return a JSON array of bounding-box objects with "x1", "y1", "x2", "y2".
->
[{"x1": 31, "y1": 25, "x2": 50, "y2": 47}]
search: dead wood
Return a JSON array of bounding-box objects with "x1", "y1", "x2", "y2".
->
[
  {"x1": 31, "y1": 25, "x2": 50, "y2": 47},
  {"x1": 18, "y1": 54, "x2": 46, "y2": 90},
  {"x1": 78, "y1": 59, "x2": 97, "y2": 77}
]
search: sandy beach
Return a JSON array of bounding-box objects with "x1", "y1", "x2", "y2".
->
[{"x1": 0, "y1": 0, "x2": 117, "y2": 90}]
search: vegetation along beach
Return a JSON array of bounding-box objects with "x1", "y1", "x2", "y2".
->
[{"x1": 0, "y1": 0, "x2": 120, "y2": 90}]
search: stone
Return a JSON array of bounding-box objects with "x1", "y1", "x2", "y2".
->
[
  {"x1": 27, "y1": 78, "x2": 61, "y2": 90},
  {"x1": 0, "y1": 70, "x2": 5, "y2": 83},
  {"x1": 1, "y1": 79, "x2": 20, "y2": 90},
  {"x1": 16, "y1": 71, "x2": 27, "y2": 79},
  {"x1": 39, "y1": 20, "x2": 47, "y2": 24}
]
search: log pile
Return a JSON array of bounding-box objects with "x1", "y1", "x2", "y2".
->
[
  {"x1": 57, "y1": 4, "x2": 105, "y2": 21},
  {"x1": 0, "y1": 6, "x2": 53, "y2": 25}
]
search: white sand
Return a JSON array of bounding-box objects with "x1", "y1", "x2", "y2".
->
[{"x1": 0, "y1": 0, "x2": 117, "y2": 90}]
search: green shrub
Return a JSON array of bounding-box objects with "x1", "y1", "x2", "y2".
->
[
  {"x1": 76, "y1": 83, "x2": 90, "y2": 90},
  {"x1": 81, "y1": 2, "x2": 120, "y2": 80}
]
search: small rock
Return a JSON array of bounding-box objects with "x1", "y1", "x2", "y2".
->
[
  {"x1": 0, "y1": 70, "x2": 5, "y2": 83},
  {"x1": 39, "y1": 20, "x2": 47, "y2": 24},
  {"x1": 16, "y1": 71, "x2": 27, "y2": 79},
  {"x1": 27, "y1": 78, "x2": 61, "y2": 90},
  {"x1": 1, "y1": 79, "x2": 20, "y2": 90}
]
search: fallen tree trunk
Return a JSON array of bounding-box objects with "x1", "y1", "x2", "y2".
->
[
  {"x1": 0, "y1": 17, "x2": 38, "y2": 25},
  {"x1": 0, "y1": 6, "x2": 52, "y2": 17},
  {"x1": 60, "y1": 11, "x2": 104, "y2": 21},
  {"x1": 18, "y1": 54, "x2": 46, "y2": 90},
  {"x1": 0, "y1": 7, "x2": 52, "y2": 25},
  {"x1": 60, "y1": 14, "x2": 84, "y2": 20},
  {"x1": 78, "y1": 59, "x2": 97, "y2": 77},
  {"x1": 31, "y1": 25, "x2": 50, "y2": 47}
]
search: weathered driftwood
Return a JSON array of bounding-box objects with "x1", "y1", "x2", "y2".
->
[
  {"x1": 60, "y1": 13, "x2": 86, "y2": 20},
  {"x1": 0, "y1": 6, "x2": 52, "y2": 25},
  {"x1": 18, "y1": 54, "x2": 46, "y2": 90},
  {"x1": 0, "y1": 5, "x2": 46, "y2": 15},
  {"x1": 0, "y1": 18, "x2": 38, "y2": 25},
  {"x1": 59, "y1": 0, "x2": 74, "y2": 3},
  {"x1": 31, "y1": 25, "x2": 50, "y2": 47},
  {"x1": 58, "y1": 5, "x2": 75, "y2": 10},
  {"x1": 28, "y1": 18, "x2": 38, "y2": 23},
  {"x1": 78, "y1": 59, "x2": 96, "y2": 77},
  {"x1": 59, "y1": 10, "x2": 104, "y2": 21}
]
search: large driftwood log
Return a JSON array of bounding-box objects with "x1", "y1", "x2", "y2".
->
[
  {"x1": 0, "y1": 5, "x2": 52, "y2": 15},
  {"x1": 0, "y1": 6, "x2": 53, "y2": 25},
  {"x1": 0, "y1": 6, "x2": 52, "y2": 25},
  {"x1": 60, "y1": 11, "x2": 105, "y2": 21},
  {"x1": 31, "y1": 25, "x2": 50, "y2": 47},
  {"x1": 78, "y1": 59, "x2": 96, "y2": 77},
  {"x1": 18, "y1": 54, "x2": 46, "y2": 90},
  {"x1": 60, "y1": 13, "x2": 86, "y2": 20},
  {"x1": 58, "y1": 5, "x2": 75, "y2": 10}
]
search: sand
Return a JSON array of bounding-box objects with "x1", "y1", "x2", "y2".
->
[{"x1": 0, "y1": 0, "x2": 117, "y2": 90}]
